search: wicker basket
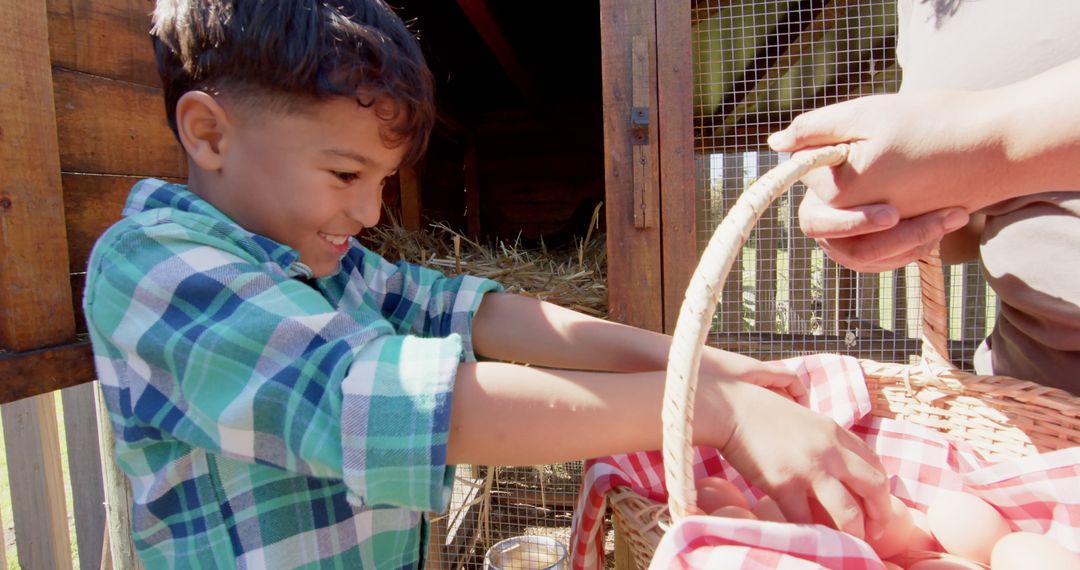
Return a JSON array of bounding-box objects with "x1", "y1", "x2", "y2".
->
[{"x1": 607, "y1": 145, "x2": 1080, "y2": 569}]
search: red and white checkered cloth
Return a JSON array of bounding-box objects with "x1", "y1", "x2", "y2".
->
[{"x1": 568, "y1": 354, "x2": 1080, "y2": 570}]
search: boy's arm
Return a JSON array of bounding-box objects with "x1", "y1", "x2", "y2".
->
[
  {"x1": 471, "y1": 292, "x2": 805, "y2": 398},
  {"x1": 446, "y1": 361, "x2": 889, "y2": 540}
]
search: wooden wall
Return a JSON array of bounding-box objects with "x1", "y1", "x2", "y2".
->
[{"x1": 474, "y1": 106, "x2": 605, "y2": 244}]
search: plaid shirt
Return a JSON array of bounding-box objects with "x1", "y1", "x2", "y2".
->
[{"x1": 84, "y1": 179, "x2": 502, "y2": 569}]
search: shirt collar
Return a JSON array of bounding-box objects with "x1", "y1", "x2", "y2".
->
[{"x1": 123, "y1": 179, "x2": 309, "y2": 276}]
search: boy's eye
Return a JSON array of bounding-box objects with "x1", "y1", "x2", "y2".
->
[{"x1": 332, "y1": 171, "x2": 359, "y2": 184}]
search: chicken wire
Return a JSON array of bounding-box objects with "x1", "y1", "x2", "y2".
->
[
  {"x1": 426, "y1": 463, "x2": 592, "y2": 569},
  {"x1": 692, "y1": 0, "x2": 995, "y2": 368}
]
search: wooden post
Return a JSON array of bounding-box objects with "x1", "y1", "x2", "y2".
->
[
  {"x1": 754, "y1": 152, "x2": 779, "y2": 332},
  {"x1": 62, "y1": 382, "x2": 107, "y2": 570},
  {"x1": 399, "y1": 166, "x2": 422, "y2": 231},
  {"x1": 464, "y1": 138, "x2": 482, "y2": 238},
  {"x1": 719, "y1": 153, "x2": 745, "y2": 331},
  {"x1": 600, "y1": 0, "x2": 664, "y2": 332},
  {"x1": 789, "y1": 181, "x2": 815, "y2": 334},
  {"x1": 1, "y1": 394, "x2": 74, "y2": 569},
  {"x1": 656, "y1": 0, "x2": 697, "y2": 334},
  {"x1": 97, "y1": 387, "x2": 144, "y2": 570},
  {"x1": 0, "y1": 2, "x2": 79, "y2": 567}
]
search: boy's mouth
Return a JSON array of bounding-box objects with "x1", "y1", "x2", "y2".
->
[{"x1": 318, "y1": 232, "x2": 350, "y2": 246}]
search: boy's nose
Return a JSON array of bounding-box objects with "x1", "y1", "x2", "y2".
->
[{"x1": 346, "y1": 184, "x2": 382, "y2": 228}]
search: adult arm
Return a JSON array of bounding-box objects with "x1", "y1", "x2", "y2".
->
[{"x1": 771, "y1": 57, "x2": 1080, "y2": 271}]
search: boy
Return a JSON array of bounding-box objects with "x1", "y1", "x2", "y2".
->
[{"x1": 84, "y1": 1, "x2": 891, "y2": 567}]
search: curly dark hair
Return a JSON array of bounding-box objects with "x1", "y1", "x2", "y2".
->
[{"x1": 151, "y1": 0, "x2": 435, "y2": 166}]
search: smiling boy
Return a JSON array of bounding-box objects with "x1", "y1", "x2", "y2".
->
[{"x1": 83, "y1": 1, "x2": 892, "y2": 567}]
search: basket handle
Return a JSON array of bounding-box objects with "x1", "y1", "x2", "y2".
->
[{"x1": 661, "y1": 144, "x2": 954, "y2": 522}]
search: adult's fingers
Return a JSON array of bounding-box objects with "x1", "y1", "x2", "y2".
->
[
  {"x1": 799, "y1": 191, "x2": 900, "y2": 239},
  {"x1": 816, "y1": 208, "x2": 969, "y2": 271},
  {"x1": 768, "y1": 99, "x2": 864, "y2": 152}
]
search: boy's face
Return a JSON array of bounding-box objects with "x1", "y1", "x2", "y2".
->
[{"x1": 207, "y1": 96, "x2": 407, "y2": 277}]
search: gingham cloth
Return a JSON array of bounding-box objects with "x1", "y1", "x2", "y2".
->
[{"x1": 569, "y1": 355, "x2": 1080, "y2": 570}]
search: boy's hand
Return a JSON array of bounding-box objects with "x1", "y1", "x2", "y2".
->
[
  {"x1": 697, "y1": 379, "x2": 890, "y2": 540},
  {"x1": 699, "y1": 348, "x2": 808, "y2": 404}
]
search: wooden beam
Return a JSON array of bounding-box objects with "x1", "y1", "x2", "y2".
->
[
  {"x1": 2, "y1": 394, "x2": 73, "y2": 569},
  {"x1": 0, "y1": 341, "x2": 96, "y2": 404},
  {"x1": 708, "y1": 332, "x2": 979, "y2": 370},
  {"x1": 464, "y1": 139, "x2": 482, "y2": 238},
  {"x1": 600, "y1": 0, "x2": 663, "y2": 332},
  {"x1": 0, "y1": 0, "x2": 77, "y2": 351},
  {"x1": 61, "y1": 382, "x2": 106, "y2": 570},
  {"x1": 456, "y1": 0, "x2": 540, "y2": 106},
  {"x1": 398, "y1": 166, "x2": 422, "y2": 231},
  {"x1": 657, "y1": 0, "x2": 698, "y2": 334}
]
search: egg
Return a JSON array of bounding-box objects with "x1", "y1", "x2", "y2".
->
[
  {"x1": 694, "y1": 476, "x2": 749, "y2": 513},
  {"x1": 990, "y1": 532, "x2": 1080, "y2": 570},
  {"x1": 866, "y1": 495, "x2": 916, "y2": 559},
  {"x1": 751, "y1": 496, "x2": 787, "y2": 523},
  {"x1": 927, "y1": 491, "x2": 1011, "y2": 564},
  {"x1": 906, "y1": 557, "x2": 985, "y2": 570},
  {"x1": 710, "y1": 505, "x2": 757, "y2": 520},
  {"x1": 908, "y1": 508, "x2": 941, "y2": 552}
]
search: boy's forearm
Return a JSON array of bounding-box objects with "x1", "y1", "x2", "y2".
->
[
  {"x1": 445, "y1": 362, "x2": 670, "y2": 465},
  {"x1": 471, "y1": 292, "x2": 672, "y2": 371}
]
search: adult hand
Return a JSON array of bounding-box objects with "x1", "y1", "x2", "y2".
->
[
  {"x1": 799, "y1": 190, "x2": 969, "y2": 273},
  {"x1": 768, "y1": 91, "x2": 1004, "y2": 218}
]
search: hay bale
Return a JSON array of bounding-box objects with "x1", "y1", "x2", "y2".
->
[{"x1": 362, "y1": 217, "x2": 608, "y2": 319}]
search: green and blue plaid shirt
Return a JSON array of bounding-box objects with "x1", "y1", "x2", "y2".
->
[{"x1": 84, "y1": 179, "x2": 502, "y2": 569}]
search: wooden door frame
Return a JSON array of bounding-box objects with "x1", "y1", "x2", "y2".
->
[{"x1": 601, "y1": 0, "x2": 695, "y2": 334}]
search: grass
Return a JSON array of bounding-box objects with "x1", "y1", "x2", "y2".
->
[{"x1": 0, "y1": 391, "x2": 82, "y2": 569}]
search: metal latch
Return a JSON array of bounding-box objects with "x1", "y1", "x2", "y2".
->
[{"x1": 631, "y1": 106, "x2": 649, "y2": 145}]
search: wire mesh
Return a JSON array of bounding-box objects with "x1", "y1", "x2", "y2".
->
[
  {"x1": 427, "y1": 462, "x2": 592, "y2": 569},
  {"x1": 691, "y1": 0, "x2": 995, "y2": 368}
]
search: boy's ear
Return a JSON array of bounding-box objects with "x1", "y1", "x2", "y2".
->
[{"x1": 175, "y1": 91, "x2": 232, "y2": 172}]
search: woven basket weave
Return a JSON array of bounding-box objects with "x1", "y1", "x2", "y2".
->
[{"x1": 608, "y1": 145, "x2": 1080, "y2": 569}]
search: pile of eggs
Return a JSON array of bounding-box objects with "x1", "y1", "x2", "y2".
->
[{"x1": 693, "y1": 477, "x2": 1080, "y2": 569}]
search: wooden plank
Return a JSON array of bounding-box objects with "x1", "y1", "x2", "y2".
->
[
  {"x1": 656, "y1": 0, "x2": 697, "y2": 334},
  {"x1": 61, "y1": 382, "x2": 106, "y2": 570},
  {"x1": 0, "y1": 341, "x2": 96, "y2": 404},
  {"x1": 789, "y1": 181, "x2": 815, "y2": 334},
  {"x1": 0, "y1": 0, "x2": 77, "y2": 351},
  {"x1": 821, "y1": 256, "x2": 837, "y2": 336},
  {"x1": 600, "y1": 0, "x2": 663, "y2": 331},
  {"x1": 961, "y1": 261, "x2": 988, "y2": 342},
  {"x1": 97, "y1": 386, "x2": 144, "y2": 570},
  {"x1": 63, "y1": 173, "x2": 141, "y2": 273},
  {"x1": 709, "y1": 332, "x2": 979, "y2": 368},
  {"x1": 464, "y1": 139, "x2": 482, "y2": 238},
  {"x1": 719, "y1": 153, "x2": 744, "y2": 331},
  {"x1": 398, "y1": 166, "x2": 422, "y2": 231},
  {"x1": 53, "y1": 67, "x2": 187, "y2": 178},
  {"x1": 858, "y1": 271, "x2": 880, "y2": 328},
  {"x1": 47, "y1": 0, "x2": 160, "y2": 87},
  {"x1": 837, "y1": 266, "x2": 857, "y2": 330},
  {"x1": 904, "y1": 263, "x2": 922, "y2": 339},
  {"x1": 456, "y1": 0, "x2": 539, "y2": 108},
  {"x1": 1, "y1": 393, "x2": 73, "y2": 569},
  {"x1": 754, "y1": 152, "x2": 779, "y2": 332}
]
